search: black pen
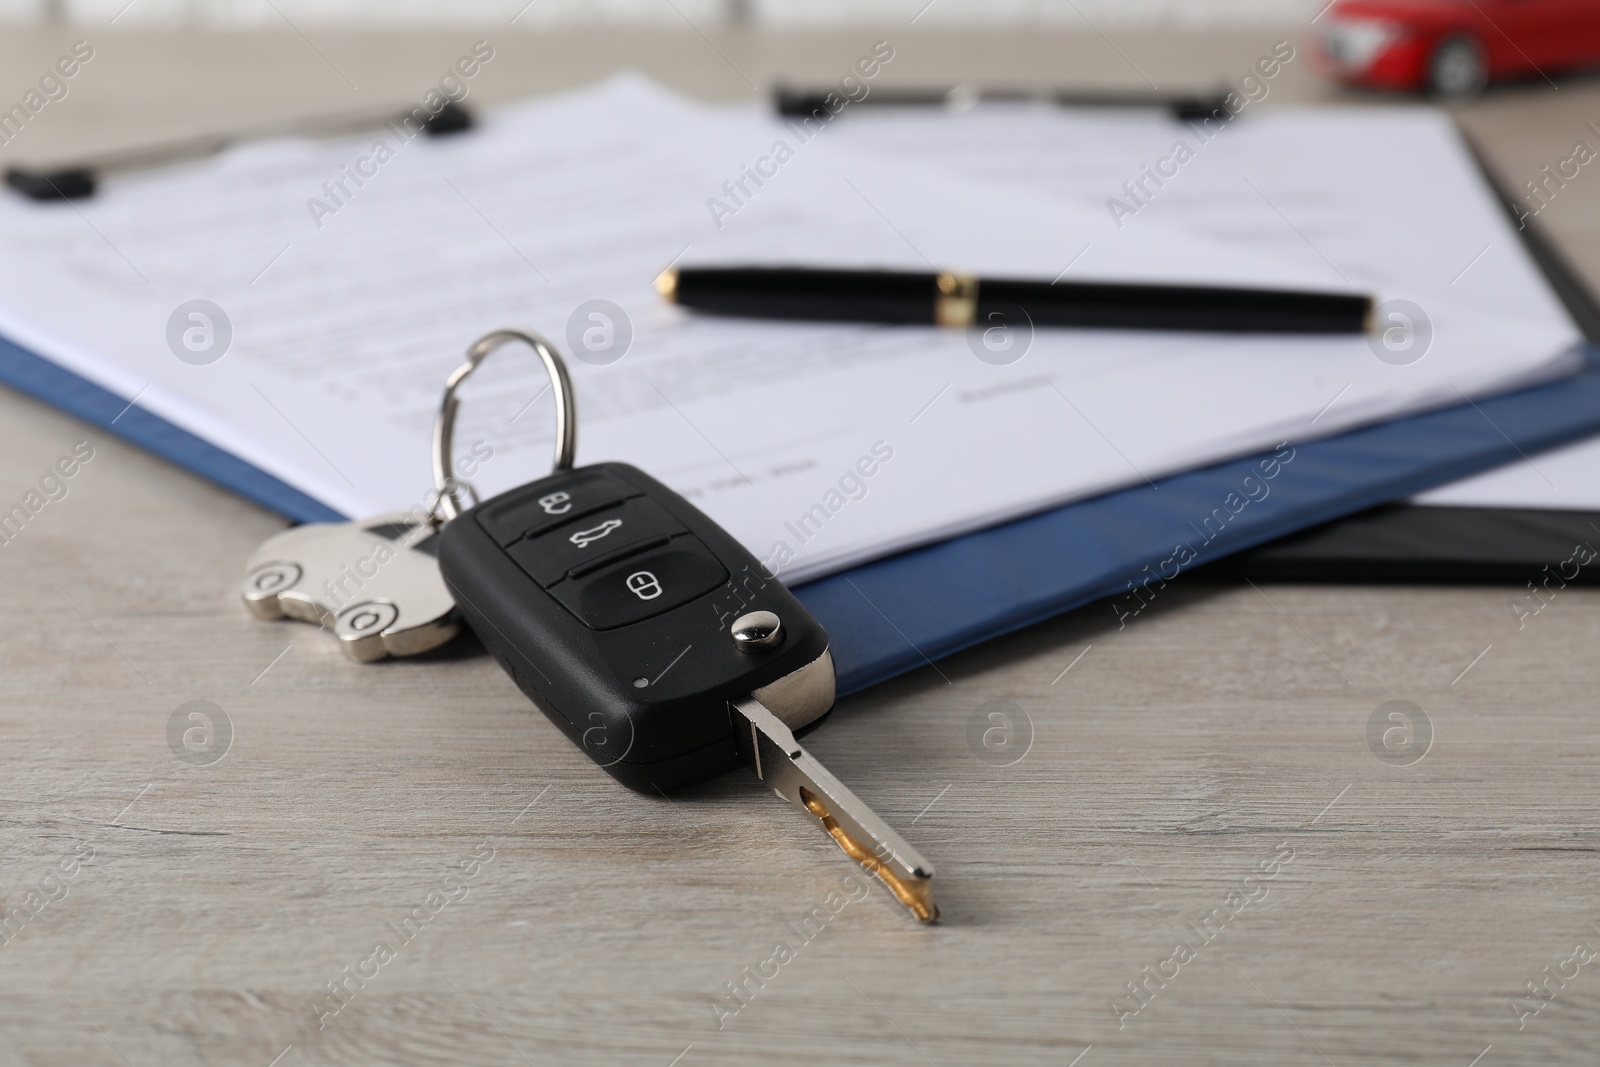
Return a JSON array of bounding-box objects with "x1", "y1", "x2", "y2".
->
[{"x1": 655, "y1": 266, "x2": 1373, "y2": 335}]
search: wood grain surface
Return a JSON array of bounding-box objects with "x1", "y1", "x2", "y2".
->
[{"x1": 1, "y1": 23, "x2": 1597, "y2": 1067}]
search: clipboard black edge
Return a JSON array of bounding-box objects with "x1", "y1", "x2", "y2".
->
[{"x1": 1209, "y1": 504, "x2": 1600, "y2": 584}]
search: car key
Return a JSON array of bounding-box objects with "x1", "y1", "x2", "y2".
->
[{"x1": 433, "y1": 330, "x2": 937, "y2": 922}]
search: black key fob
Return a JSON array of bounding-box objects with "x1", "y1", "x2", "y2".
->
[
  {"x1": 428, "y1": 331, "x2": 934, "y2": 921},
  {"x1": 438, "y1": 462, "x2": 835, "y2": 793}
]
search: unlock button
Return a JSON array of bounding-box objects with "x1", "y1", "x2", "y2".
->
[{"x1": 548, "y1": 537, "x2": 728, "y2": 630}]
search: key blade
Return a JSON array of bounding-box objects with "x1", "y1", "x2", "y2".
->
[{"x1": 732, "y1": 697, "x2": 938, "y2": 923}]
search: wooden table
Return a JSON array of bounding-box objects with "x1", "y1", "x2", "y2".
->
[{"x1": 2, "y1": 24, "x2": 1596, "y2": 1066}]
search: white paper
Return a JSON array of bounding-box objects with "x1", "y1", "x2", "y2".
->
[
  {"x1": 1411, "y1": 438, "x2": 1600, "y2": 510},
  {"x1": 0, "y1": 76, "x2": 1581, "y2": 582}
]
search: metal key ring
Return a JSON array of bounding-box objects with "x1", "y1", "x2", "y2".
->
[{"x1": 431, "y1": 329, "x2": 577, "y2": 524}]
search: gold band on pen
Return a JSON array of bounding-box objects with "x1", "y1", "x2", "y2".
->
[
  {"x1": 934, "y1": 272, "x2": 978, "y2": 328},
  {"x1": 654, "y1": 267, "x2": 680, "y2": 303}
]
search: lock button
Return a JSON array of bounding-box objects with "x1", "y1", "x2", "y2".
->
[
  {"x1": 475, "y1": 472, "x2": 641, "y2": 546},
  {"x1": 547, "y1": 537, "x2": 728, "y2": 630}
]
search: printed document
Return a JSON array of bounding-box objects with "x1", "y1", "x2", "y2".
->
[{"x1": 0, "y1": 76, "x2": 1580, "y2": 581}]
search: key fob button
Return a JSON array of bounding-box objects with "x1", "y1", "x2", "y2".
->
[
  {"x1": 475, "y1": 471, "x2": 640, "y2": 546},
  {"x1": 506, "y1": 497, "x2": 687, "y2": 587},
  {"x1": 548, "y1": 538, "x2": 728, "y2": 629}
]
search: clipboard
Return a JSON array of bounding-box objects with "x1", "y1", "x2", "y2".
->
[{"x1": 2, "y1": 115, "x2": 1597, "y2": 698}]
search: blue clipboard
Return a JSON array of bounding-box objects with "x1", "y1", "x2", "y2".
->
[
  {"x1": 6, "y1": 127, "x2": 1597, "y2": 697},
  {"x1": 6, "y1": 328, "x2": 1600, "y2": 696}
]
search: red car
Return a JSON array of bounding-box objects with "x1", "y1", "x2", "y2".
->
[{"x1": 1312, "y1": 0, "x2": 1600, "y2": 95}]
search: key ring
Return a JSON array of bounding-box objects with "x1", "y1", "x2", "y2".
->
[{"x1": 431, "y1": 329, "x2": 577, "y2": 525}]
